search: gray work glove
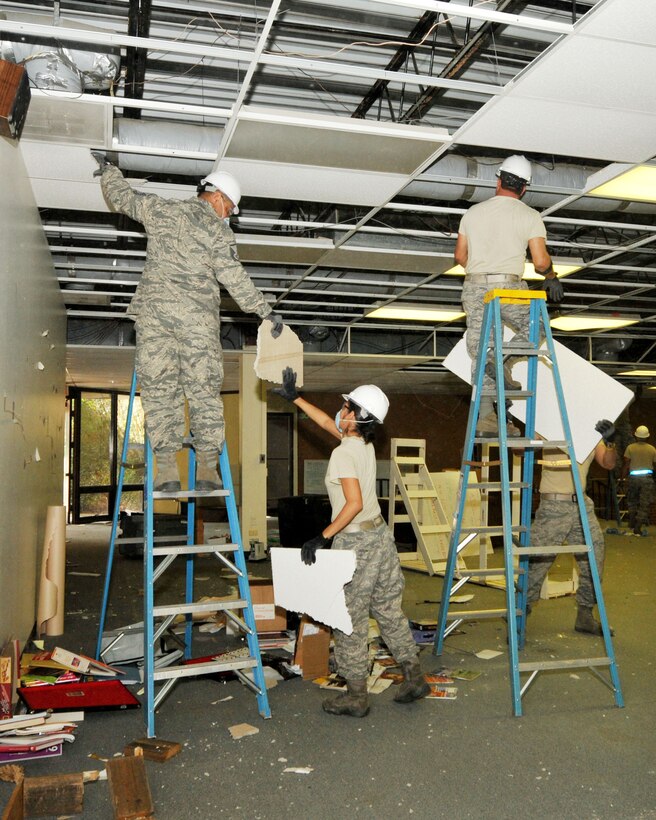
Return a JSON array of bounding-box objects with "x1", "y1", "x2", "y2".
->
[
  {"x1": 301, "y1": 533, "x2": 331, "y2": 566},
  {"x1": 91, "y1": 150, "x2": 113, "y2": 177},
  {"x1": 595, "y1": 419, "x2": 616, "y2": 444},
  {"x1": 543, "y1": 276, "x2": 564, "y2": 303},
  {"x1": 271, "y1": 366, "x2": 298, "y2": 402},
  {"x1": 268, "y1": 312, "x2": 284, "y2": 338}
]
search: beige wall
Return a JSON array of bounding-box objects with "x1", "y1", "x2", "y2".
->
[{"x1": 0, "y1": 136, "x2": 66, "y2": 646}]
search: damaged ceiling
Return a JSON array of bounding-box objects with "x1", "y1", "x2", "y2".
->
[{"x1": 3, "y1": 0, "x2": 656, "y2": 394}]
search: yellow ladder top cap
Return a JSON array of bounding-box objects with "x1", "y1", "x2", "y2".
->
[{"x1": 483, "y1": 288, "x2": 547, "y2": 304}]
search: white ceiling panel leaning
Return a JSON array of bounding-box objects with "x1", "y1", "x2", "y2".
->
[{"x1": 2, "y1": 0, "x2": 656, "y2": 394}]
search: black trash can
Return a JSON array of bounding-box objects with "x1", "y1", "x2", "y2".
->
[{"x1": 277, "y1": 495, "x2": 332, "y2": 549}]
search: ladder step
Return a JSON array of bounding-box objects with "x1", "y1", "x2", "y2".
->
[
  {"x1": 117, "y1": 535, "x2": 188, "y2": 545},
  {"x1": 446, "y1": 608, "x2": 508, "y2": 620},
  {"x1": 467, "y1": 482, "x2": 529, "y2": 491},
  {"x1": 513, "y1": 544, "x2": 587, "y2": 556},
  {"x1": 518, "y1": 657, "x2": 611, "y2": 673},
  {"x1": 153, "y1": 489, "x2": 230, "y2": 499},
  {"x1": 153, "y1": 656, "x2": 258, "y2": 681},
  {"x1": 500, "y1": 346, "x2": 541, "y2": 356},
  {"x1": 405, "y1": 490, "x2": 437, "y2": 498},
  {"x1": 152, "y1": 543, "x2": 238, "y2": 556},
  {"x1": 394, "y1": 457, "x2": 425, "y2": 464},
  {"x1": 461, "y1": 526, "x2": 526, "y2": 535},
  {"x1": 153, "y1": 599, "x2": 245, "y2": 618},
  {"x1": 473, "y1": 438, "x2": 569, "y2": 448},
  {"x1": 455, "y1": 567, "x2": 525, "y2": 577},
  {"x1": 418, "y1": 525, "x2": 451, "y2": 534}
]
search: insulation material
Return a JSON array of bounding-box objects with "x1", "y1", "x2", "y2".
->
[
  {"x1": 36, "y1": 505, "x2": 66, "y2": 637},
  {"x1": 254, "y1": 319, "x2": 304, "y2": 386},
  {"x1": 443, "y1": 331, "x2": 633, "y2": 463},
  {"x1": 270, "y1": 548, "x2": 355, "y2": 634}
]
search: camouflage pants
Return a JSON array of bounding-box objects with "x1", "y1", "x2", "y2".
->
[
  {"x1": 135, "y1": 305, "x2": 224, "y2": 454},
  {"x1": 461, "y1": 279, "x2": 531, "y2": 390},
  {"x1": 526, "y1": 496, "x2": 604, "y2": 608},
  {"x1": 331, "y1": 525, "x2": 418, "y2": 681},
  {"x1": 627, "y1": 475, "x2": 655, "y2": 529}
]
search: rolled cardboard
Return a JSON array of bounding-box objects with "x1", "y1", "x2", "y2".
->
[{"x1": 36, "y1": 505, "x2": 66, "y2": 636}]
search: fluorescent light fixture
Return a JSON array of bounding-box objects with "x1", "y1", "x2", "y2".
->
[
  {"x1": 443, "y1": 261, "x2": 581, "y2": 278},
  {"x1": 588, "y1": 165, "x2": 656, "y2": 203},
  {"x1": 617, "y1": 370, "x2": 656, "y2": 377},
  {"x1": 550, "y1": 315, "x2": 639, "y2": 332},
  {"x1": 365, "y1": 304, "x2": 465, "y2": 322}
]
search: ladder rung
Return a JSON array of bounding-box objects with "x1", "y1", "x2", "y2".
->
[
  {"x1": 500, "y1": 346, "x2": 541, "y2": 356},
  {"x1": 405, "y1": 490, "x2": 437, "y2": 498},
  {"x1": 117, "y1": 535, "x2": 188, "y2": 545},
  {"x1": 153, "y1": 543, "x2": 238, "y2": 556},
  {"x1": 518, "y1": 657, "x2": 611, "y2": 673},
  {"x1": 395, "y1": 457, "x2": 425, "y2": 464},
  {"x1": 468, "y1": 482, "x2": 529, "y2": 491},
  {"x1": 153, "y1": 599, "x2": 245, "y2": 618},
  {"x1": 418, "y1": 525, "x2": 451, "y2": 534},
  {"x1": 392, "y1": 514, "x2": 411, "y2": 523},
  {"x1": 461, "y1": 526, "x2": 526, "y2": 535},
  {"x1": 513, "y1": 544, "x2": 587, "y2": 556},
  {"x1": 153, "y1": 489, "x2": 229, "y2": 499},
  {"x1": 446, "y1": 608, "x2": 508, "y2": 620},
  {"x1": 455, "y1": 567, "x2": 525, "y2": 577},
  {"x1": 153, "y1": 656, "x2": 258, "y2": 681}
]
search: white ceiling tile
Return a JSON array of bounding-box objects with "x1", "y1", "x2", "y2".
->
[{"x1": 576, "y1": 0, "x2": 656, "y2": 45}]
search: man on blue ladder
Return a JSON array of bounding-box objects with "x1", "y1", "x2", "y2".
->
[
  {"x1": 454, "y1": 155, "x2": 563, "y2": 437},
  {"x1": 92, "y1": 152, "x2": 284, "y2": 492}
]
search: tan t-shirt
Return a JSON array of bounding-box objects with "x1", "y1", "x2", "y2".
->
[
  {"x1": 325, "y1": 436, "x2": 381, "y2": 524},
  {"x1": 624, "y1": 441, "x2": 656, "y2": 472},
  {"x1": 458, "y1": 195, "x2": 546, "y2": 276},
  {"x1": 539, "y1": 449, "x2": 594, "y2": 495}
]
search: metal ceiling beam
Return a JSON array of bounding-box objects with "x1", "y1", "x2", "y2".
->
[{"x1": 123, "y1": 0, "x2": 153, "y2": 118}]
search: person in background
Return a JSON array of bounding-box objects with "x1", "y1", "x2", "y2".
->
[
  {"x1": 526, "y1": 419, "x2": 617, "y2": 635},
  {"x1": 92, "y1": 151, "x2": 283, "y2": 492},
  {"x1": 622, "y1": 425, "x2": 656, "y2": 535},
  {"x1": 273, "y1": 367, "x2": 429, "y2": 717},
  {"x1": 454, "y1": 154, "x2": 563, "y2": 437}
]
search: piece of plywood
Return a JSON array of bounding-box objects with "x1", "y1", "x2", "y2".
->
[
  {"x1": 106, "y1": 755, "x2": 154, "y2": 820},
  {"x1": 254, "y1": 319, "x2": 304, "y2": 387},
  {"x1": 270, "y1": 548, "x2": 356, "y2": 634},
  {"x1": 22, "y1": 773, "x2": 84, "y2": 818},
  {"x1": 124, "y1": 738, "x2": 181, "y2": 763}
]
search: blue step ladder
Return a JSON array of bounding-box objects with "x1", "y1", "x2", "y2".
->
[
  {"x1": 433, "y1": 289, "x2": 623, "y2": 716},
  {"x1": 96, "y1": 371, "x2": 271, "y2": 736}
]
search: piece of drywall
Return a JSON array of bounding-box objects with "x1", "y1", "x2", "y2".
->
[{"x1": 0, "y1": 135, "x2": 66, "y2": 646}]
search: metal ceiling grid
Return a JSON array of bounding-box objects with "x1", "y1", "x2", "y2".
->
[{"x1": 4, "y1": 0, "x2": 656, "y2": 394}]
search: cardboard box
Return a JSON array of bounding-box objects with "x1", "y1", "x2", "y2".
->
[
  {"x1": 249, "y1": 580, "x2": 287, "y2": 633},
  {"x1": 294, "y1": 616, "x2": 331, "y2": 680}
]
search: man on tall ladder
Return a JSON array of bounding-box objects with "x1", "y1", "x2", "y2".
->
[
  {"x1": 454, "y1": 155, "x2": 563, "y2": 436},
  {"x1": 92, "y1": 152, "x2": 284, "y2": 492}
]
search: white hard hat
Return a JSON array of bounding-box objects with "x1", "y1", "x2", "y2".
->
[
  {"x1": 199, "y1": 170, "x2": 241, "y2": 214},
  {"x1": 342, "y1": 385, "x2": 389, "y2": 423},
  {"x1": 497, "y1": 154, "x2": 532, "y2": 184},
  {"x1": 635, "y1": 425, "x2": 650, "y2": 439}
]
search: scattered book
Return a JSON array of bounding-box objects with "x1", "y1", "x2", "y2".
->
[
  {"x1": 312, "y1": 675, "x2": 347, "y2": 692},
  {"x1": 434, "y1": 666, "x2": 481, "y2": 681},
  {"x1": 425, "y1": 673, "x2": 454, "y2": 685},
  {"x1": 0, "y1": 742, "x2": 63, "y2": 763},
  {"x1": 51, "y1": 647, "x2": 122, "y2": 677},
  {"x1": 427, "y1": 685, "x2": 458, "y2": 700}
]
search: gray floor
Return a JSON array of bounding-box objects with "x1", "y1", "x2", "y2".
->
[{"x1": 2, "y1": 522, "x2": 655, "y2": 819}]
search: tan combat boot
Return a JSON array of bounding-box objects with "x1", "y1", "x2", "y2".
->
[
  {"x1": 153, "y1": 451, "x2": 181, "y2": 493},
  {"x1": 196, "y1": 450, "x2": 221, "y2": 492}
]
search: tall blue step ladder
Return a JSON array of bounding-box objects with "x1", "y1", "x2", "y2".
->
[
  {"x1": 433, "y1": 289, "x2": 623, "y2": 716},
  {"x1": 96, "y1": 370, "x2": 271, "y2": 736}
]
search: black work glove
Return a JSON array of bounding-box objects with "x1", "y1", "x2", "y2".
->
[
  {"x1": 543, "y1": 276, "x2": 564, "y2": 303},
  {"x1": 301, "y1": 533, "x2": 330, "y2": 566},
  {"x1": 271, "y1": 366, "x2": 299, "y2": 402},
  {"x1": 595, "y1": 419, "x2": 616, "y2": 444},
  {"x1": 91, "y1": 150, "x2": 113, "y2": 177},
  {"x1": 268, "y1": 312, "x2": 284, "y2": 338}
]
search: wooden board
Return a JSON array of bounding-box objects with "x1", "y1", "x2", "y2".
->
[
  {"x1": 22, "y1": 773, "x2": 84, "y2": 818},
  {"x1": 124, "y1": 738, "x2": 181, "y2": 763},
  {"x1": 1, "y1": 779, "x2": 23, "y2": 820},
  {"x1": 106, "y1": 755, "x2": 154, "y2": 820}
]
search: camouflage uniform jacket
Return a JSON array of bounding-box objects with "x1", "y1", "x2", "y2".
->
[{"x1": 101, "y1": 165, "x2": 272, "y2": 321}]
